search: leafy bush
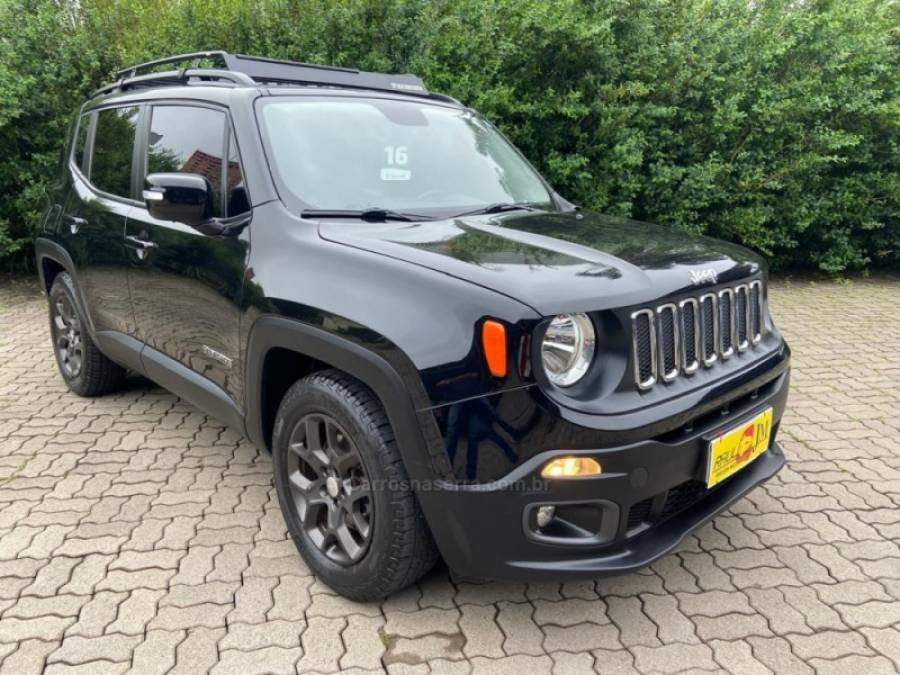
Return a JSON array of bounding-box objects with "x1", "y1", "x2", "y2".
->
[{"x1": 1, "y1": 0, "x2": 897, "y2": 273}]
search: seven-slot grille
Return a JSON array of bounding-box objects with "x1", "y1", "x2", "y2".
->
[{"x1": 631, "y1": 280, "x2": 764, "y2": 390}]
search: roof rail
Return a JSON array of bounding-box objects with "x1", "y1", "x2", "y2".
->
[
  {"x1": 115, "y1": 51, "x2": 231, "y2": 79},
  {"x1": 91, "y1": 68, "x2": 254, "y2": 98},
  {"x1": 94, "y1": 50, "x2": 435, "y2": 100}
]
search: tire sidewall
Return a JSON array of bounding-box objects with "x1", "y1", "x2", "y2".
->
[{"x1": 272, "y1": 379, "x2": 400, "y2": 590}]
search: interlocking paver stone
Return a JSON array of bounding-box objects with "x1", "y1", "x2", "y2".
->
[
  {"x1": 835, "y1": 599, "x2": 900, "y2": 629},
  {"x1": 808, "y1": 654, "x2": 897, "y2": 675},
  {"x1": 0, "y1": 638, "x2": 60, "y2": 675},
  {"x1": 496, "y1": 601, "x2": 544, "y2": 656},
  {"x1": 787, "y1": 629, "x2": 874, "y2": 660},
  {"x1": 65, "y1": 590, "x2": 128, "y2": 638},
  {"x1": 541, "y1": 622, "x2": 621, "y2": 652},
  {"x1": 384, "y1": 634, "x2": 466, "y2": 668},
  {"x1": 168, "y1": 626, "x2": 224, "y2": 675},
  {"x1": 218, "y1": 620, "x2": 303, "y2": 650},
  {"x1": 48, "y1": 633, "x2": 142, "y2": 665},
  {"x1": 641, "y1": 593, "x2": 699, "y2": 644},
  {"x1": 2, "y1": 277, "x2": 900, "y2": 672},
  {"x1": 128, "y1": 629, "x2": 184, "y2": 675},
  {"x1": 708, "y1": 639, "x2": 772, "y2": 675},
  {"x1": 384, "y1": 607, "x2": 461, "y2": 638},
  {"x1": 149, "y1": 602, "x2": 231, "y2": 630},
  {"x1": 296, "y1": 616, "x2": 347, "y2": 672},
  {"x1": 212, "y1": 646, "x2": 302, "y2": 675},
  {"x1": 3, "y1": 594, "x2": 88, "y2": 619},
  {"x1": 460, "y1": 603, "x2": 505, "y2": 658},
  {"x1": 606, "y1": 596, "x2": 660, "y2": 648},
  {"x1": 0, "y1": 615, "x2": 75, "y2": 642},
  {"x1": 630, "y1": 642, "x2": 718, "y2": 673},
  {"x1": 340, "y1": 614, "x2": 387, "y2": 670},
  {"x1": 532, "y1": 598, "x2": 609, "y2": 627},
  {"x1": 550, "y1": 650, "x2": 595, "y2": 674}
]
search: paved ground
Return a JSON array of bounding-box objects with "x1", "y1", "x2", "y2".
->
[{"x1": 0, "y1": 277, "x2": 899, "y2": 675}]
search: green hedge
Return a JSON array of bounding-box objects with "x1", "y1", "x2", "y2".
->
[{"x1": 2, "y1": 0, "x2": 897, "y2": 274}]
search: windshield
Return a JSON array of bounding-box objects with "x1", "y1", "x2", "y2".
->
[{"x1": 258, "y1": 97, "x2": 553, "y2": 216}]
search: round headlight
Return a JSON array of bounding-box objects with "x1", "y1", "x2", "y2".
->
[{"x1": 541, "y1": 313, "x2": 596, "y2": 387}]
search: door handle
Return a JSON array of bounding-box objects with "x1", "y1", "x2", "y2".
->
[
  {"x1": 64, "y1": 215, "x2": 87, "y2": 234},
  {"x1": 125, "y1": 234, "x2": 158, "y2": 260},
  {"x1": 125, "y1": 235, "x2": 158, "y2": 249}
]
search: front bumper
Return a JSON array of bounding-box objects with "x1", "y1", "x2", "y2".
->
[{"x1": 425, "y1": 365, "x2": 789, "y2": 582}]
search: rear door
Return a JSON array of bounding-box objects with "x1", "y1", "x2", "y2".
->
[
  {"x1": 58, "y1": 105, "x2": 140, "y2": 335},
  {"x1": 125, "y1": 102, "x2": 250, "y2": 403}
]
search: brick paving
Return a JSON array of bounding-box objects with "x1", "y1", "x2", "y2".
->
[{"x1": 1, "y1": 276, "x2": 899, "y2": 674}]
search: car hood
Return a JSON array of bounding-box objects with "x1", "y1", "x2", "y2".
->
[{"x1": 318, "y1": 210, "x2": 764, "y2": 316}]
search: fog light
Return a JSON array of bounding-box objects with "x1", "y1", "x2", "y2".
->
[
  {"x1": 541, "y1": 456, "x2": 602, "y2": 478},
  {"x1": 536, "y1": 505, "x2": 556, "y2": 528}
]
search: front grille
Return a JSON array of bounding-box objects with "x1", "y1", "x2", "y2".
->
[
  {"x1": 657, "y1": 304, "x2": 678, "y2": 381},
  {"x1": 719, "y1": 289, "x2": 734, "y2": 358},
  {"x1": 700, "y1": 294, "x2": 718, "y2": 366},
  {"x1": 631, "y1": 279, "x2": 765, "y2": 390},
  {"x1": 632, "y1": 309, "x2": 657, "y2": 389},
  {"x1": 749, "y1": 281, "x2": 762, "y2": 343},
  {"x1": 735, "y1": 285, "x2": 749, "y2": 350},
  {"x1": 680, "y1": 299, "x2": 699, "y2": 373}
]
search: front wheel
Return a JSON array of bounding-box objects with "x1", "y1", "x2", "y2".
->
[{"x1": 272, "y1": 370, "x2": 438, "y2": 600}]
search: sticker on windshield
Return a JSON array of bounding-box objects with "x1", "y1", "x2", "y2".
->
[
  {"x1": 380, "y1": 167, "x2": 411, "y2": 181},
  {"x1": 381, "y1": 145, "x2": 410, "y2": 181}
]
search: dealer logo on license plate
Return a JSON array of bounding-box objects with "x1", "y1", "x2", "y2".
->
[{"x1": 706, "y1": 408, "x2": 773, "y2": 488}]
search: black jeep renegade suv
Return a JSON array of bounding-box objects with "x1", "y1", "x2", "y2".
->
[{"x1": 36, "y1": 52, "x2": 790, "y2": 600}]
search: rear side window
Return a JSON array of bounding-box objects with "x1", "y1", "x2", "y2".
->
[
  {"x1": 91, "y1": 107, "x2": 139, "y2": 198},
  {"x1": 72, "y1": 114, "x2": 90, "y2": 171},
  {"x1": 147, "y1": 106, "x2": 227, "y2": 217}
]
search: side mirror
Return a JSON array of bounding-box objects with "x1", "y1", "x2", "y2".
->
[{"x1": 143, "y1": 173, "x2": 212, "y2": 227}]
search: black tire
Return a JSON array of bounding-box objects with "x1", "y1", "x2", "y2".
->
[
  {"x1": 48, "y1": 272, "x2": 126, "y2": 397},
  {"x1": 272, "y1": 369, "x2": 438, "y2": 600}
]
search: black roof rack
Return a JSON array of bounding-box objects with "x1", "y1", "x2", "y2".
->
[{"x1": 92, "y1": 50, "x2": 437, "y2": 101}]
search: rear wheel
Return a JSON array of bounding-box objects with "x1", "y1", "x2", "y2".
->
[
  {"x1": 272, "y1": 370, "x2": 438, "y2": 600},
  {"x1": 48, "y1": 272, "x2": 126, "y2": 396}
]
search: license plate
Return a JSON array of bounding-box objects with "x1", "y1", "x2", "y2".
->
[{"x1": 706, "y1": 408, "x2": 773, "y2": 488}]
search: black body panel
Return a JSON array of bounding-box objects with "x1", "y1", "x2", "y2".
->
[
  {"x1": 319, "y1": 210, "x2": 765, "y2": 315},
  {"x1": 125, "y1": 204, "x2": 249, "y2": 401}
]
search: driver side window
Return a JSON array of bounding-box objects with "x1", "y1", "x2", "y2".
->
[
  {"x1": 146, "y1": 105, "x2": 249, "y2": 219},
  {"x1": 147, "y1": 105, "x2": 226, "y2": 218}
]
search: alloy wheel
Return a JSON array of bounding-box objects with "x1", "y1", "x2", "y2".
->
[
  {"x1": 52, "y1": 294, "x2": 83, "y2": 378},
  {"x1": 287, "y1": 413, "x2": 374, "y2": 565}
]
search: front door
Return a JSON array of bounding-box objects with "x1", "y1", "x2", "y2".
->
[{"x1": 125, "y1": 103, "x2": 251, "y2": 403}]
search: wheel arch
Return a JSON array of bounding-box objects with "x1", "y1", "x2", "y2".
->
[
  {"x1": 34, "y1": 237, "x2": 97, "y2": 336},
  {"x1": 244, "y1": 315, "x2": 451, "y2": 485}
]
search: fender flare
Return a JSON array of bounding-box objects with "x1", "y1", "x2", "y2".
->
[
  {"x1": 243, "y1": 315, "x2": 449, "y2": 485},
  {"x1": 34, "y1": 237, "x2": 97, "y2": 337}
]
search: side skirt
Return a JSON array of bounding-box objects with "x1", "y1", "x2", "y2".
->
[{"x1": 94, "y1": 330, "x2": 245, "y2": 434}]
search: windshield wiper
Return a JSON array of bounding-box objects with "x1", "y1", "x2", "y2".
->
[
  {"x1": 451, "y1": 202, "x2": 540, "y2": 218},
  {"x1": 301, "y1": 208, "x2": 434, "y2": 222}
]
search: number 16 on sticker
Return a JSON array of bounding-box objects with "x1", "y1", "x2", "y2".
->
[
  {"x1": 382, "y1": 146, "x2": 411, "y2": 181},
  {"x1": 385, "y1": 146, "x2": 408, "y2": 165}
]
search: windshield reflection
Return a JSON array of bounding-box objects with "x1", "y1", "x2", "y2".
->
[{"x1": 259, "y1": 97, "x2": 553, "y2": 217}]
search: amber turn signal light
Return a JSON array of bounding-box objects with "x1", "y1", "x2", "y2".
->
[
  {"x1": 541, "y1": 456, "x2": 602, "y2": 478},
  {"x1": 482, "y1": 320, "x2": 507, "y2": 377}
]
